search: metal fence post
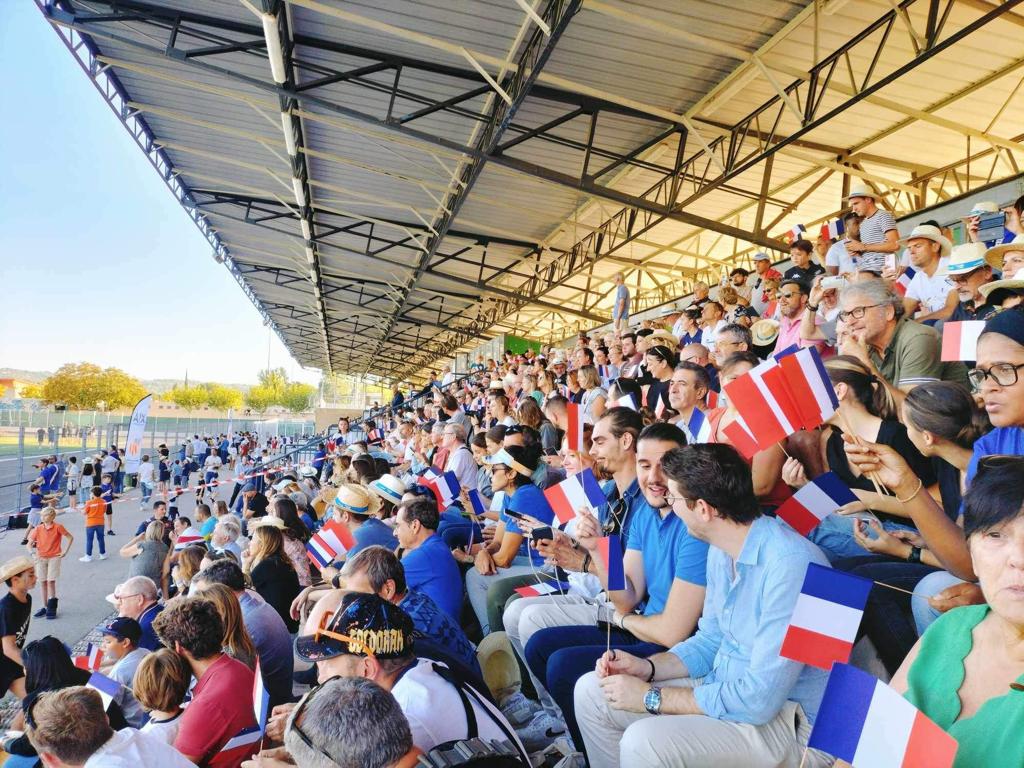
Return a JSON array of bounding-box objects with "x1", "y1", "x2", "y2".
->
[{"x1": 16, "y1": 427, "x2": 26, "y2": 515}]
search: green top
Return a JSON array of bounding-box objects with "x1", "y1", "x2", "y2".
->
[
  {"x1": 869, "y1": 317, "x2": 969, "y2": 390},
  {"x1": 905, "y1": 603, "x2": 1024, "y2": 768}
]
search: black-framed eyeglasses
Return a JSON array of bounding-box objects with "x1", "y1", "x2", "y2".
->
[
  {"x1": 664, "y1": 494, "x2": 696, "y2": 507},
  {"x1": 290, "y1": 675, "x2": 347, "y2": 765},
  {"x1": 968, "y1": 362, "x2": 1024, "y2": 389},
  {"x1": 838, "y1": 304, "x2": 883, "y2": 322}
]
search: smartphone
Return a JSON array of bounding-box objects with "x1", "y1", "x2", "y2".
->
[
  {"x1": 531, "y1": 526, "x2": 554, "y2": 542},
  {"x1": 503, "y1": 509, "x2": 526, "y2": 521}
]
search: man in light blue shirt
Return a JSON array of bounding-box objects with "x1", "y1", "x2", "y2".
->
[
  {"x1": 575, "y1": 443, "x2": 831, "y2": 768},
  {"x1": 612, "y1": 272, "x2": 630, "y2": 332}
]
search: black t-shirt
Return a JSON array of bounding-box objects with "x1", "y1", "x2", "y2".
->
[
  {"x1": 933, "y1": 457, "x2": 963, "y2": 522},
  {"x1": 0, "y1": 593, "x2": 31, "y2": 656},
  {"x1": 784, "y1": 263, "x2": 826, "y2": 285},
  {"x1": 245, "y1": 492, "x2": 269, "y2": 518},
  {"x1": 251, "y1": 556, "x2": 301, "y2": 633}
]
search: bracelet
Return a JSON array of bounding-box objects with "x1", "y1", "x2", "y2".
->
[
  {"x1": 896, "y1": 478, "x2": 923, "y2": 504},
  {"x1": 807, "y1": 304, "x2": 819, "y2": 312},
  {"x1": 645, "y1": 658, "x2": 657, "y2": 683},
  {"x1": 581, "y1": 552, "x2": 592, "y2": 574}
]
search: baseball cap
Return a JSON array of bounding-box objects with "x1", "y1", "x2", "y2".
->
[
  {"x1": 752, "y1": 251, "x2": 771, "y2": 261},
  {"x1": 99, "y1": 617, "x2": 142, "y2": 644},
  {"x1": 241, "y1": 482, "x2": 257, "y2": 492},
  {"x1": 295, "y1": 593, "x2": 414, "y2": 663}
]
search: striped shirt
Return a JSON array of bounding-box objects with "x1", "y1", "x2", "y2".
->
[{"x1": 856, "y1": 208, "x2": 897, "y2": 273}]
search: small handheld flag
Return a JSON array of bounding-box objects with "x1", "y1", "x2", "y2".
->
[
  {"x1": 566, "y1": 402, "x2": 584, "y2": 449},
  {"x1": 894, "y1": 266, "x2": 917, "y2": 296},
  {"x1": 597, "y1": 535, "x2": 626, "y2": 591},
  {"x1": 253, "y1": 658, "x2": 270, "y2": 733},
  {"x1": 780, "y1": 562, "x2": 873, "y2": 669},
  {"x1": 776, "y1": 472, "x2": 857, "y2": 537},
  {"x1": 423, "y1": 470, "x2": 461, "y2": 510},
  {"x1": 543, "y1": 468, "x2": 606, "y2": 525},
  {"x1": 722, "y1": 416, "x2": 760, "y2": 460},
  {"x1": 74, "y1": 643, "x2": 103, "y2": 671},
  {"x1": 614, "y1": 394, "x2": 637, "y2": 411},
  {"x1": 467, "y1": 489, "x2": 487, "y2": 517},
  {"x1": 941, "y1": 320, "x2": 986, "y2": 362},
  {"x1": 684, "y1": 408, "x2": 712, "y2": 444},
  {"x1": 785, "y1": 223, "x2": 807, "y2": 243},
  {"x1": 217, "y1": 724, "x2": 263, "y2": 759},
  {"x1": 705, "y1": 390, "x2": 719, "y2": 410},
  {"x1": 86, "y1": 671, "x2": 121, "y2": 710},
  {"x1": 306, "y1": 519, "x2": 357, "y2": 568},
  {"x1": 808, "y1": 663, "x2": 958, "y2": 768},
  {"x1": 515, "y1": 581, "x2": 572, "y2": 598},
  {"x1": 819, "y1": 218, "x2": 845, "y2": 241}
]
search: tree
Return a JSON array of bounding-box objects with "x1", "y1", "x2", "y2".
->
[
  {"x1": 245, "y1": 384, "x2": 277, "y2": 414},
  {"x1": 18, "y1": 383, "x2": 44, "y2": 400},
  {"x1": 39, "y1": 363, "x2": 146, "y2": 410},
  {"x1": 205, "y1": 384, "x2": 244, "y2": 411},
  {"x1": 99, "y1": 368, "x2": 149, "y2": 410},
  {"x1": 167, "y1": 385, "x2": 207, "y2": 414},
  {"x1": 279, "y1": 382, "x2": 316, "y2": 413},
  {"x1": 257, "y1": 368, "x2": 288, "y2": 399}
]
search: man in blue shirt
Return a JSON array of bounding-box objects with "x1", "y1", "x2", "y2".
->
[
  {"x1": 612, "y1": 272, "x2": 630, "y2": 333},
  {"x1": 395, "y1": 497, "x2": 463, "y2": 621},
  {"x1": 36, "y1": 458, "x2": 57, "y2": 495},
  {"x1": 575, "y1": 444, "x2": 830, "y2": 768}
]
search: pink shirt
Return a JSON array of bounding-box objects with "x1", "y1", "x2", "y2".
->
[{"x1": 775, "y1": 313, "x2": 829, "y2": 355}]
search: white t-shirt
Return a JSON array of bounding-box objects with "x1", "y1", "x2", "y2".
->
[
  {"x1": 905, "y1": 257, "x2": 955, "y2": 315},
  {"x1": 203, "y1": 455, "x2": 222, "y2": 473},
  {"x1": 701, "y1": 319, "x2": 728, "y2": 355},
  {"x1": 140, "y1": 712, "x2": 184, "y2": 746},
  {"x1": 392, "y1": 659, "x2": 525, "y2": 756},
  {"x1": 137, "y1": 462, "x2": 155, "y2": 484},
  {"x1": 825, "y1": 239, "x2": 859, "y2": 275},
  {"x1": 83, "y1": 728, "x2": 196, "y2": 767}
]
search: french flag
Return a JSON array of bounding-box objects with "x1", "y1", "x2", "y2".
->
[
  {"x1": 597, "y1": 365, "x2": 611, "y2": 382},
  {"x1": 778, "y1": 347, "x2": 838, "y2": 431},
  {"x1": 74, "y1": 643, "x2": 103, "y2": 671},
  {"x1": 422, "y1": 466, "x2": 442, "y2": 482},
  {"x1": 819, "y1": 218, "x2": 845, "y2": 240},
  {"x1": 597, "y1": 535, "x2": 626, "y2": 591},
  {"x1": 253, "y1": 658, "x2": 270, "y2": 733},
  {"x1": 786, "y1": 223, "x2": 806, "y2": 242},
  {"x1": 777, "y1": 472, "x2": 857, "y2": 536},
  {"x1": 705, "y1": 390, "x2": 719, "y2": 409},
  {"x1": 217, "y1": 724, "x2": 263, "y2": 760},
  {"x1": 780, "y1": 563, "x2": 872, "y2": 670},
  {"x1": 174, "y1": 528, "x2": 205, "y2": 552},
  {"x1": 723, "y1": 417, "x2": 760, "y2": 460},
  {"x1": 544, "y1": 468, "x2": 605, "y2": 525},
  {"x1": 87, "y1": 671, "x2": 121, "y2": 710},
  {"x1": 685, "y1": 409, "x2": 712, "y2": 444},
  {"x1": 808, "y1": 663, "x2": 958, "y2": 767},
  {"x1": 306, "y1": 519, "x2": 357, "y2": 568},
  {"x1": 566, "y1": 402, "x2": 584, "y2": 449},
  {"x1": 723, "y1": 358, "x2": 800, "y2": 449},
  {"x1": 894, "y1": 266, "x2": 916, "y2": 296},
  {"x1": 515, "y1": 580, "x2": 571, "y2": 598},
  {"x1": 615, "y1": 394, "x2": 637, "y2": 411},
  {"x1": 424, "y1": 470, "x2": 461, "y2": 510},
  {"x1": 941, "y1": 320, "x2": 986, "y2": 362},
  {"x1": 367, "y1": 428, "x2": 383, "y2": 443},
  {"x1": 468, "y1": 488, "x2": 487, "y2": 517}
]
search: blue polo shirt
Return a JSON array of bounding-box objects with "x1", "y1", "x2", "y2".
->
[
  {"x1": 30, "y1": 493, "x2": 44, "y2": 511},
  {"x1": 38, "y1": 464, "x2": 57, "y2": 493},
  {"x1": 401, "y1": 533, "x2": 463, "y2": 620},
  {"x1": 343, "y1": 518, "x2": 397, "y2": 560},
  {"x1": 501, "y1": 483, "x2": 555, "y2": 565},
  {"x1": 100, "y1": 482, "x2": 114, "y2": 504},
  {"x1": 136, "y1": 602, "x2": 164, "y2": 651},
  {"x1": 626, "y1": 501, "x2": 709, "y2": 616}
]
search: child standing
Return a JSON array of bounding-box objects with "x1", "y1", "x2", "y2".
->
[
  {"x1": 80, "y1": 487, "x2": 108, "y2": 562},
  {"x1": 100, "y1": 472, "x2": 118, "y2": 537},
  {"x1": 22, "y1": 484, "x2": 44, "y2": 546},
  {"x1": 65, "y1": 456, "x2": 80, "y2": 513},
  {"x1": 26, "y1": 506, "x2": 73, "y2": 619}
]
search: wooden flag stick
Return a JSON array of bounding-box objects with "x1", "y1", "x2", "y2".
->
[
  {"x1": 873, "y1": 579, "x2": 919, "y2": 598},
  {"x1": 837, "y1": 410, "x2": 888, "y2": 498}
]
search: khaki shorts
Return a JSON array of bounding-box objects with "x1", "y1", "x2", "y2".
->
[{"x1": 35, "y1": 556, "x2": 62, "y2": 581}]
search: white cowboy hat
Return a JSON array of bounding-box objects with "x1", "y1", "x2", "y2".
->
[
  {"x1": 900, "y1": 224, "x2": 952, "y2": 259},
  {"x1": 945, "y1": 242, "x2": 989, "y2": 276},
  {"x1": 844, "y1": 184, "x2": 879, "y2": 201},
  {"x1": 368, "y1": 474, "x2": 406, "y2": 506},
  {"x1": 333, "y1": 483, "x2": 382, "y2": 518}
]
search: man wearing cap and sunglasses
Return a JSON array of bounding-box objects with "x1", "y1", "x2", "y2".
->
[{"x1": 286, "y1": 592, "x2": 528, "y2": 762}]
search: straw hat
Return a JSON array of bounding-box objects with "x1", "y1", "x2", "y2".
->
[
  {"x1": 248, "y1": 516, "x2": 285, "y2": 531},
  {"x1": 900, "y1": 224, "x2": 952, "y2": 259},
  {"x1": 368, "y1": 474, "x2": 406, "y2": 506},
  {"x1": 646, "y1": 330, "x2": 679, "y2": 350},
  {"x1": 945, "y1": 242, "x2": 989, "y2": 276},
  {"x1": 984, "y1": 234, "x2": 1024, "y2": 270},
  {"x1": 844, "y1": 184, "x2": 879, "y2": 201},
  {"x1": 968, "y1": 200, "x2": 1000, "y2": 216},
  {"x1": 333, "y1": 483, "x2": 382, "y2": 518},
  {"x1": 979, "y1": 267, "x2": 1024, "y2": 304},
  {"x1": 0, "y1": 556, "x2": 35, "y2": 582},
  {"x1": 298, "y1": 465, "x2": 319, "y2": 477},
  {"x1": 546, "y1": 356, "x2": 567, "y2": 370},
  {"x1": 751, "y1": 319, "x2": 781, "y2": 346}
]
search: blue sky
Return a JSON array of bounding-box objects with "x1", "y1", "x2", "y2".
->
[{"x1": 0, "y1": 3, "x2": 319, "y2": 386}]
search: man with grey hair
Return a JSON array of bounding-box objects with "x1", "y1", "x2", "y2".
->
[
  {"x1": 112, "y1": 576, "x2": 163, "y2": 651},
  {"x1": 211, "y1": 517, "x2": 242, "y2": 560},
  {"x1": 838, "y1": 279, "x2": 969, "y2": 408},
  {"x1": 442, "y1": 421, "x2": 477, "y2": 492},
  {"x1": 714, "y1": 323, "x2": 752, "y2": 359},
  {"x1": 283, "y1": 677, "x2": 418, "y2": 768}
]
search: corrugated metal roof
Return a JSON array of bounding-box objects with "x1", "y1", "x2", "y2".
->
[{"x1": 42, "y1": 0, "x2": 1024, "y2": 380}]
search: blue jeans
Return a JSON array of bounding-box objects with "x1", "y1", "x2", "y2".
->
[
  {"x1": 114, "y1": 471, "x2": 125, "y2": 493},
  {"x1": 807, "y1": 513, "x2": 917, "y2": 563},
  {"x1": 140, "y1": 482, "x2": 153, "y2": 503},
  {"x1": 912, "y1": 570, "x2": 966, "y2": 635},
  {"x1": 85, "y1": 525, "x2": 106, "y2": 556},
  {"x1": 524, "y1": 625, "x2": 663, "y2": 753}
]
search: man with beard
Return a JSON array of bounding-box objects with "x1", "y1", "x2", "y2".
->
[{"x1": 774, "y1": 279, "x2": 830, "y2": 355}]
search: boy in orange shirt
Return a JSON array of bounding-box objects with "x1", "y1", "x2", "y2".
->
[
  {"x1": 26, "y1": 506, "x2": 73, "y2": 620},
  {"x1": 80, "y1": 487, "x2": 108, "y2": 564}
]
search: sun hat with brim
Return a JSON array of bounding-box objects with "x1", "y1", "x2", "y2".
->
[
  {"x1": 979, "y1": 267, "x2": 1024, "y2": 303},
  {"x1": 658, "y1": 306, "x2": 681, "y2": 317},
  {"x1": 248, "y1": 516, "x2": 285, "y2": 531},
  {"x1": 333, "y1": 483, "x2": 381, "y2": 519},
  {"x1": 900, "y1": 224, "x2": 952, "y2": 258},
  {"x1": 546, "y1": 357, "x2": 567, "y2": 370},
  {"x1": 295, "y1": 592, "x2": 414, "y2": 663},
  {"x1": 483, "y1": 448, "x2": 532, "y2": 478},
  {"x1": 272, "y1": 479, "x2": 294, "y2": 493},
  {"x1": 0, "y1": 556, "x2": 35, "y2": 582},
  {"x1": 488, "y1": 380, "x2": 506, "y2": 391},
  {"x1": 984, "y1": 234, "x2": 1024, "y2": 270},
  {"x1": 298, "y1": 465, "x2": 318, "y2": 477},
  {"x1": 945, "y1": 242, "x2": 990, "y2": 276},
  {"x1": 844, "y1": 184, "x2": 879, "y2": 200},
  {"x1": 968, "y1": 201, "x2": 1000, "y2": 216},
  {"x1": 368, "y1": 474, "x2": 406, "y2": 505},
  {"x1": 751, "y1": 319, "x2": 781, "y2": 346}
]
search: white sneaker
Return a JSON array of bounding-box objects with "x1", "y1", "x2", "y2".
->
[
  {"x1": 98, "y1": 554, "x2": 108, "y2": 561},
  {"x1": 78, "y1": 556, "x2": 92, "y2": 563}
]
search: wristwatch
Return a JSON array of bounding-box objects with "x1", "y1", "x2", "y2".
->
[
  {"x1": 907, "y1": 545, "x2": 922, "y2": 564},
  {"x1": 643, "y1": 686, "x2": 662, "y2": 715}
]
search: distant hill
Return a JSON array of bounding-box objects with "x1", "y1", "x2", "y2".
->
[{"x1": 0, "y1": 368, "x2": 252, "y2": 395}]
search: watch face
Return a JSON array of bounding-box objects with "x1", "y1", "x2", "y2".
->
[{"x1": 644, "y1": 687, "x2": 661, "y2": 714}]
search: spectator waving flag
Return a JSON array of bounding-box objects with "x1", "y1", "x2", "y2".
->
[
  {"x1": 467, "y1": 489, "x2": 487, "y2": 517},
  {"x1": 306, "y1": 519, "x2": 356, "y2": 568},
  {"x1": 253, "y1": 658, "x2": 270, "y2": 733},
  {"x1": 808, "y1": 663, "x2": 958, "y2": 768},
  {"x1": 566, "y1": 402, "x2": 584, "y2": 450},
  {"x1": 597, "y1": 535, "x2": 626, "y2": 591},
  {"x1": 87, "y1": 671, "x2": 121, "y2": 710},
  {"x1": 218, "y1": 724, "x2": 263, "y2": 761},
  {"x1": 544, "y1": 468, "x2": 605, "y2": 525},
  {"x1": 515, "y1": 580, "x2": 571, "y2": 597},
  {"x1": 685, "y1": 409, "x2": 712, "y2": 444},
  {"x1": 941, "y1": 320, "x2": 986, "y2": 362},
  {"x1": 615, "y1": 393, "x2": 638, "y2": 411},
  {"x1": 780, "y1": 563, "x2": 873, "y2": 669},
  {"x1": 785, "y1": 223, "x2": 806, "y2": 243},
  {"x1": 894, "y1": 266, "x2": 917, "y2": 296},
  {"x1": 820, "y1": 218, "x2": 845, "y2": 241},
  {"x1": 778, "y1": 347, "x2": 839, "y2": 431},
  {"x1": 423, "y1": 470, "x2": 461, "y2": 510},
  {"x1": 776, "y1": 472, "x2": 858, "y2": 536},
  {"x1": 74, "y1": 643, "x2": 103, "y2": 671}
]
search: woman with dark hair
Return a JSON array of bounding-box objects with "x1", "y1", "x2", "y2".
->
[
  {"x1": 244, "y1": 524, "x2": 301, "y2": 632},
  {"x1": 516, "y1": 395, "x2": 561, "y2": 456},
  {"x1": 641, "y1": 345, "x2": 677, "y2": 419},
  {"x1": 270, "y1": 496, "x2": 311, "y2": 587},
  {"x1": 1, "y1": 636, "x2": 129, "y2": 765}
]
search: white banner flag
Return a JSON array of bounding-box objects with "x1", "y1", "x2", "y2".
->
[{"x1": 122, "y1": 394, "x2": 153, "y2": 474}]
